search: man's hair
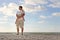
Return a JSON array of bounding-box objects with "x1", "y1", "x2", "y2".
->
[{"x1": 19, "y1": 6, "x2": 22, "y2": 8}]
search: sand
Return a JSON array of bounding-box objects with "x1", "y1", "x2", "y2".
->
[{"x1": 0, "y1": 32, "x2": 59, "y2": 40}]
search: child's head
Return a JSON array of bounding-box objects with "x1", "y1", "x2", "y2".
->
[{"x1": 19, "y1": 6, "x2": 23, "y2": 10}]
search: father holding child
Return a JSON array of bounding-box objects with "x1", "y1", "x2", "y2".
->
[{"x1": 15, "y1": 6, "x2": 25, "y2": 35}]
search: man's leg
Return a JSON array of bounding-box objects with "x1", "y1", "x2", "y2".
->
[
  {"x1": 21, "y1": 27, "x2": 24, "y2": 35},
  {"x1": 20, "y1": 20, "x2": 24, "y2": 35},
  {"x1": 16, "y1": 25, "x2": 19, "y2": 35}
]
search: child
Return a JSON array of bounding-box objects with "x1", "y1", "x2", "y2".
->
[
  {"x1": 15, "y1": 11, "x2": 25, "y2": 24},
  {"x1": 15, "y1": 6, "x2": 25, "y2": 35}
]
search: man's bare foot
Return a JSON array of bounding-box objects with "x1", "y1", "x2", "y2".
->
[
  {"x1": 21, "y1": 32, "x2": 23, "y2": 35},
  {"x1": 17, "y1": 33, "x2": 19, "y2": 35}
]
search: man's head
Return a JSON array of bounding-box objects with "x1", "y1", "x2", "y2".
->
[{"x1": 19, "y1": 6, "x2": 23, "y2": 10}]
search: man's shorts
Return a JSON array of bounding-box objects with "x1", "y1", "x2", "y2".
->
[{"x1": 16, "y1": 19, "x2": 24, "y2": 28}]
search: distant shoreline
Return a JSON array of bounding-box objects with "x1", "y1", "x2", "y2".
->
[{"x1": 0, "y1": 32, "x2": 60, "y2": 34}]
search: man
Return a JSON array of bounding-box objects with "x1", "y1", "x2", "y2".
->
[{"x1": 15, "y1": 6, "x2": 25, "y2": 35}]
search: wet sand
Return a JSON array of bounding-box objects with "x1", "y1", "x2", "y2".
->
[{"x1": 0, "y1": 32, "x2": 59, "y2": 40}]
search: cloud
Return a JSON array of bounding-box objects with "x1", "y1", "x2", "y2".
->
[
  {"x1": 0, "y1": 23, "x2": 16, "y2": 32},
  {"x1": 21, "y1": 0, "x2": 47, "y2": 12},
  {"x1": 0, "y1": 26, "x2": 7, "y2": 32},
  {"x1": 22, "y1": 5, "x2": 46, "y2": 12},
  {"x1": 0, "y1": 2, "x2": 46, "y2": 14},
  {"x1": 49, "y1": 0, "x2": 60, "y2": 8},
  {"x1": 0, "y1": 3, "x2": 18, "y2": 16},
  {"x1": 38, "y1": 20, "x2": 46, "y2": 24},
  {"x1": 0, "y1": 15, "x2": 8, "y2": 24},
  {"x1": 40, "y1": 15, "x2": 52, "y2": 19},
  {"x1": 40, "y1": 15, "x2": 47, "y2": 19},
  {"x1": 49, "y1": 0, "x2": 60, "y2": 3},
  {"x1": 52, "y1": 12, "x2": 60, "y2": 16},
  {"x1": 24, "y1": 0, "x2": 48, "y2": 5},
  {"x1": 0, "y1": 0, "x2": 48, "y2": 14},
  {"x1": 0, "y1": 3, "x2": 18, "y2": 24}
]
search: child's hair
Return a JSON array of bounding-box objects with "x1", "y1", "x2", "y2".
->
[{"x1": 19, "y1": 6, "x2": 22, "y2": 9}]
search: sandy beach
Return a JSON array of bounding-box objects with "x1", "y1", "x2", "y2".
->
[{"x1": 0, "y1": 32, "x2": 59, "y2": 40}]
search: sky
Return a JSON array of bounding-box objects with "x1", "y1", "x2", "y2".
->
[{"x1": 0, "y1": 0, "x2": 60, "y2": 32}]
